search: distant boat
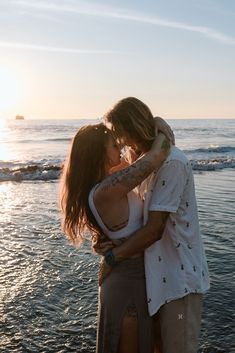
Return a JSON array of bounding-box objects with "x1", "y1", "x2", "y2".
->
[{"x1": 15, "y1": 115, "x2": 24, "y2": 120}]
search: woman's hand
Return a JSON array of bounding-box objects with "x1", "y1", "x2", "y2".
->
[
  {"x1": 151, "y1": 132, "x2": 171, "y2": 161},
  {"x1": 154, "y1": 117, "x2": 175, "y2": 145},
  {"x1": 92, "y1": 236, "x2": 128, "y2": 256},
  {"x1": 92, "y1": 237, "x2": 113, "y2": 255},
  {"x1": 123, "y1": 147, "x2": 140, "y2": 164}
]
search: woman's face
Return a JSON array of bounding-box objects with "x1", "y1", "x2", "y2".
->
[{"x1": 105, "y1": 136, "x2": 121, "y2": 168}]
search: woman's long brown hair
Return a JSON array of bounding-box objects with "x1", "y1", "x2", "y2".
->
[{"x1": 60, "y1": 123, "x2": 112, "y2": 246}]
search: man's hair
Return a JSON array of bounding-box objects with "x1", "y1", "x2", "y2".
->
[{"x1": 104, "y1": 97, "x2": 155, "y2": 150}]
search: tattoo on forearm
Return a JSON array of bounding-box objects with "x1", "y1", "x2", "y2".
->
[
  {"x1": 100, "y1": 160, "x2": 154, "y2": 191},
  {"x1": 161, "y1": 138, "x2": 170, "y2": 151}
]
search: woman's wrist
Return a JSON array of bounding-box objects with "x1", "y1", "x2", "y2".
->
[{"x1": 105, "y1": 249, "x2": 118, "y2": 267}]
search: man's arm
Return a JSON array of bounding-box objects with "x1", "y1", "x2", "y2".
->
[
  {"x1": 111, "y1": 158, "x2": 188, "y2": 261},
  {"x1": 112, "y1": 210, "x2": 169, "y2": 261},
  {"x1": 97, "y1": 210, "x2": 169, "y2": 285}
]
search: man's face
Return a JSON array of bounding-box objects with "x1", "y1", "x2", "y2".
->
[
  {"x1": 104, "y1": 119, "x2": 143, "y2": 154},
  {"x1": 121, "y1": 133, "x2": 136, "y2": 149}
]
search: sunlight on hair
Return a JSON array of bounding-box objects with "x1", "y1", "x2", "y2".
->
[{"x1": 102, "y1": 119, "x2": 113, "y2": 130}]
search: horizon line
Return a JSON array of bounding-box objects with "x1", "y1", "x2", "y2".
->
[{"x1": 2, "y1": 116, "x2": 234, "y2": 121}]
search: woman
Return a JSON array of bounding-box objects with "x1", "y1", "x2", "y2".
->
[{"x1": 60, "y1": 122, "x2": 171, "y2": 353}]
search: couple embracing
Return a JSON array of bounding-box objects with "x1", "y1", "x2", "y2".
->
[{"x1": 60, "y1": 97, "x2": 210, "y2": 353}]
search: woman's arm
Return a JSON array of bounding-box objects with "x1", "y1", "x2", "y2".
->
[{"x1": 95, "y1": 132, "x2": 170, "y2": 202}]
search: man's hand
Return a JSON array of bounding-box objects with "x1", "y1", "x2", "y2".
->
[
  {"x1": 123, "y1": 146, "x2": 140, "y2": 164},
  {"x1": 98, "y1": 257, "x2": 113, "y2": 286},
  {"x1": 112, "y1": 211, "x2": 169, "y2": 262},
  {"x1": 154, "y1": 117, "x2": 175, "y2": 145}
]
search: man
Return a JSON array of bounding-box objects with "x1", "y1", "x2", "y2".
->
[{"x1": 97, "y1": 97, "x2": 210, "y2": 353}]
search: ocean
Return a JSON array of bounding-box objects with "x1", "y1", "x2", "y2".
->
[{"x1": 0, "y1": 118, "x2": 234, "y2": 352}]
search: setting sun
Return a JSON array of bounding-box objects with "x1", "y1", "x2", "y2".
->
[{"x1": 0, "y1": 67, "x2": 23, "y2": 112}]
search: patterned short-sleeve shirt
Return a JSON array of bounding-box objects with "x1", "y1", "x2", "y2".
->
[{"x1": 140, "y1": 146, "x2": 210, "y2": 316}]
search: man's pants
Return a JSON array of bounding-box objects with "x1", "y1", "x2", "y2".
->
[{"x1": 153, "y1": 293, "x2": 203, "y2": 353}]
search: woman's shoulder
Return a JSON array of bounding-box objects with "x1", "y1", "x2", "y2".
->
[{"x1": 88, "y1": 183, "x2": 100, "y2": 207}]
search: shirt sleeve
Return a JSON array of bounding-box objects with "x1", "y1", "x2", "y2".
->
[{"x1": 148, "y1": 160, "x2": 188, "y2": 213}]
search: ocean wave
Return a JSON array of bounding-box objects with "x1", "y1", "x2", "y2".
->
[
  {"x1": 0, "y1": 164, "x2": 62, "y2": 182},
  {"x1": 0, "y1": 159, "x2": 62, "y2": 169},
  {"x1": 0, "y1": 157, "x2": 235, "y2": 182},
  {"x1": 184, "y1": 146, "x2": 235, "y2": 154},
  {"x1": 3, "y1": 137, "x2": 72, "y2": 144},
  {"x1": 44, "y1": 138, "x2": 71, "y2": 142},
  {"x1": 191, "y1": 158, "x2": 235, "y2": 171}
]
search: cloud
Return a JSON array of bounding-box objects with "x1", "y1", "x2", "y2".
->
[
  {"x1": 11, "y1": 0, "x2": 235, "y2": 46},
  {"x1": 0, "y1": 41, "x2": 121, "y2": 54}
]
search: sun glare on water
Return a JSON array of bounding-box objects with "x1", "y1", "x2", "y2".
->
[
  {"x1": 0, "y1": 118, "x2": 7, "y2": 141},
  {"x1": 0, "y1": 120, "x2": 10, "y2": 161},
  {"x1": 0, "y1": 117, "x2": 15, "y2": 161},
  {"x1": 0, "y1": 119, "x2": 5, "y2": 129}
]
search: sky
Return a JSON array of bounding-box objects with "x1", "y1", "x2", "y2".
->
[{"x1": 0, "y1": 0, "x2": 234, "y2": 119}]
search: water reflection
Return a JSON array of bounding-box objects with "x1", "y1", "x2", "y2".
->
[
  {"x1": 0, "y1": 120, "x2": 14, "y2": 161},
  {"x1": 0, "y1": 183, "x2": 14, "y2": 222},
  {"x1": 1, "y1": 173, "x2": 234, "y2": 352}
]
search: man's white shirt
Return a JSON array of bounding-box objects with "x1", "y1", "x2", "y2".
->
[{"x1": 140, "y1": 146, "x2": 210, "y2": 316}]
